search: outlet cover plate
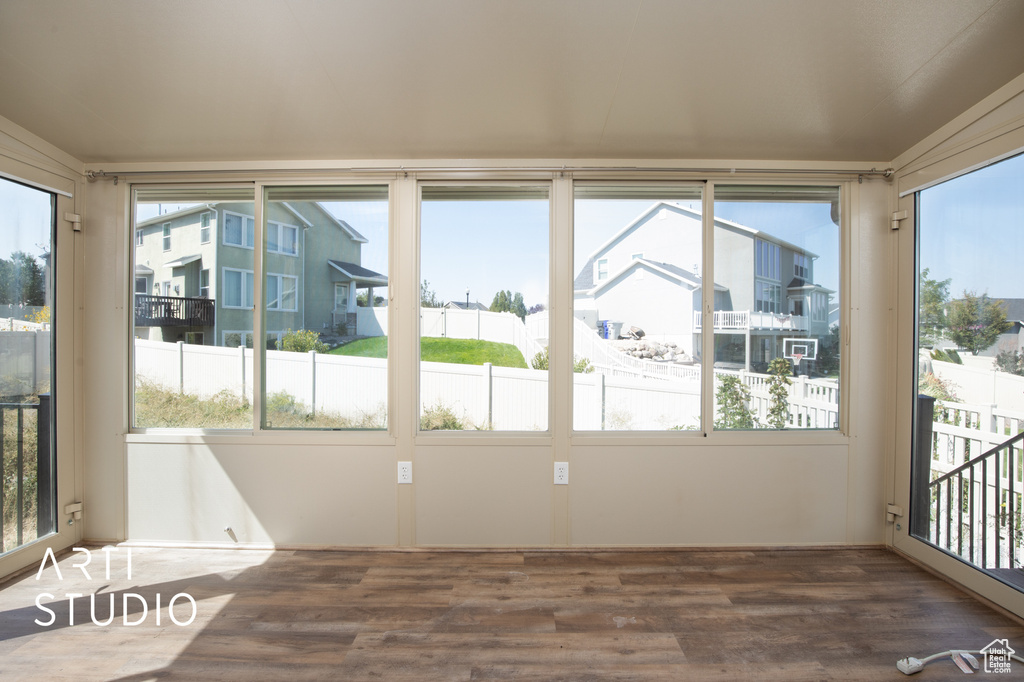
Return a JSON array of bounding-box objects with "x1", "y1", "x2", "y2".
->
[
  {"x1": 554, "y1": 461, "x2": 568, "y2": 485},
  {"x1": 398, "y1": 461, "x2": 412, "y2": 484}
]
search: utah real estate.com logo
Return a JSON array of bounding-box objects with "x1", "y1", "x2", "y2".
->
[{"x1": 982, "y1": 639, "x2": 1014, "y2": 674}]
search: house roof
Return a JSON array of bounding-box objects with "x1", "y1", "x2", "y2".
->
[
  {"x1": 999, "y1": 298, "x2": 1024, "y2": 323},
  {"x1": 583, "y1": 257, "x2": 726, "y2": 297},
  {"x1": 164, "y1": 254, "x2": 201, "y2": 268},
  {"x1": 136, "y1": 201, "x2": 368, "y2": 243},
  {"x1": 445, "y1": 301, "x2": 488, "y2": 311},
  {"x1": 328, "y1": 260, "x2": 388, "y2": 285},
  {"x1": 137, "y1": 204, "x2": 215, "y2": 229}
]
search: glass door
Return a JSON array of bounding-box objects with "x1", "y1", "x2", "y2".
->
[
  {"x1": 911, "y1": 152, "x2": 1024, "y2": 591},
  {"x1": 0, "y1": 175, "x2": 56, "y2": 554}
]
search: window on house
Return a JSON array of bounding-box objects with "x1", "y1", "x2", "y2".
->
[
  {"x1": 223, "y1": 211, "x2": 255, "y2": 248},
  {"x1": 713, "y1": 185, "x2": 840, "y2": 430},
  {"x1": 265, "y1": 274, "x2": 298, "y2": 311},
  {"x1": 267, "y1": 221, "x2": 300, "y2": 256},
  {"x1": 262, "y1": 185, "x2": 389, "y2": 430},
  {"x1": 573, "y1": 184, "x2": 704, "y2": 431},
  {"x1": 131, "y1": 187, "x2": 255, "y2": 429},
  {"x1": 794, "y1": 253, "x2": 810, "y2": 280},
  {"x1": 162, "y1": 223, "x2": 171, "y2": 251},
  {"x1": 420, "y1": 184, "x2": 549, "y2": 432},
  {"x1": 135, "y1": 277, "x2": 147, "y2": 294},
  {"x1": 223, "y1": 268, "x2": 254, "y2": 308},
  {"x1": 135, "y1": 229, "x2": 143, "y2": 246},
  {"x1": 200, "y1": 212, "x2": 211, "y2": 243}
]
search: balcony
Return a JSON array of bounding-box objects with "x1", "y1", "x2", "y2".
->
[
  {"x1": 135, "y1": 294, "x2": 214, "y2": 327},
  {"x1": 694, "y1": 310, "x2": 808, "y2": 332}
]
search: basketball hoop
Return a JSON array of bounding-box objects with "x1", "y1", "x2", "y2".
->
[{"x1": 792, "y1": 353, "x2": 803, "y2": 366}]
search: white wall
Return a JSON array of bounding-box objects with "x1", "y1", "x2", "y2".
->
[{"x1": 74, "y1": 171, "x2": 893, "y2": 549}]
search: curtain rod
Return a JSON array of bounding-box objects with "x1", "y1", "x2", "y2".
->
[{"x1": 86, "y1": 165, "x2": 894, "y2": 180}]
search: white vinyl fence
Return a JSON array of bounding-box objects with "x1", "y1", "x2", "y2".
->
[
  {"x1": 136, "y1": 339, "x2": 849, "y2": 431},
  {"x1": 930, "y1": 359, "x2": 1024, "y2": 413},
  {"x1": 0, "y1": 329, "x2": 51, "y2": 396},
  {"x1": 355, "y1": 307, "x2": 546, "y2": 367},
  {"x1": 719, "y1": 369, "x2": 840, "y2": 429}
]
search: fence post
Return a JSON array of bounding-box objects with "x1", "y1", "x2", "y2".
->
[
  {"x1": 240, "y1": 344, "x2": 247, "y2": 401},
  {"x1": 309, "y1": 350, "x2": 317, "y2": 417},
  {"x1": 911, "y1": 394, "x2": 936, "y2": 539},
  {"x1": 484, "y1": 362, "x2": 493, "y2": 428},
  {"x1": 36, "y1": 393, "x2": 52, "y2": 537},
  {"x1": 477, "y1": 308, "x2": 481, "y2": 340},
  {"x1": 177, "y1": 340, "x2": 185, "y2": 394}
]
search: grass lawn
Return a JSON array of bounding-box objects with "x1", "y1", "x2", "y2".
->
[{"x1": 331, "y1": 336, "x2": 527, "y2": 369}]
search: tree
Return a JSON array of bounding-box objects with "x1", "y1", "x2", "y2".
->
[
  {"x1": 279, "y1": 329, "x2": 329, "y2": 354},
  {"x1": 945, "y1": 291, "x2": 1012, "y2": 355},
  {"x1": 918, "y1": 268, "x2": 951, "y2": 348},
  {"x1": 420, "y1": 279, "x2": 441, "y2": 308},
  {"x1": 765, "y1": 357, "x2": 793, "y2": 429},
  {"x1": 490, "y1": 290, "x2": 510, "y2": 313},
  {"x1": 995, "y1": 349, "x2": 1024, "y2": 377},
  {"x1": 816, "y1": 324, "x2": 841, "y2": 376},
  {"x1": 714, "y1": 375, "x2": 755, "y2": 429},
  {"x1": 356, "y1": 291, "x2": 385, "y2": 307},
  {"x1": 511, "y1": 292, "x2": 527, "y2": 321},
  {"x1": 528, "y1": 303, "x2": 545, "y2": 315},
  {"x1": 490, "y1": 289, "x2": 529, "y2": 321},
  {"x1": 0, "y1": 251, "x2": 45, "y2": 306}
]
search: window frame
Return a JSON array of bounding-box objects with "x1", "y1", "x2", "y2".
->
[
  {"x1": 222, "y1": 267, "x2": 254, "y2": 309},
  {"x1": 200, "y1": 211, "x2": 212, "y2": 244},
  {"x1": 222, "y1": 209, "x2": 255, "y2": 249},
  {"x1": 265, "y1": 272, "x2": 298, "y2": 311},
  {"x1": 161, "y1": 222, "x2": 171, "y2": 252}
]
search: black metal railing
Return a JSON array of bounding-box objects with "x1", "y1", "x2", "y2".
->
[
  {"x1": 135, "y1": 294, "x2": 214, "y2": 327},
  {"x1": 927, "y1": 427, "x2": 1023, "y2": 571},
  {"x1": 0, "y1": 394, "x2": 52, "y2": 552}
]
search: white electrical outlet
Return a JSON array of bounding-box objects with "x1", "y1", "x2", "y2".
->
[
  {"x1": 554, "y1": 461, "x2": 569, "y2": 485},
  {"x1": 398, "y1": 461, "x2": 412, "y2": 484}
]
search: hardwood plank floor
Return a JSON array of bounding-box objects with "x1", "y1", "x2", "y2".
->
[{"x1": 0, "y1": 546, "x2": 1020, "y2": 681}]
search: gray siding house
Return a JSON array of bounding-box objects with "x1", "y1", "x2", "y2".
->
[
  {"x1": 573, "y1": 202, "x2": 833, "y2": 370},
  {"x1": 134, "y1": 201, "x2": 386, "y2": 347}
]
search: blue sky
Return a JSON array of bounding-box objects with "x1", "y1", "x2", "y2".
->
[
  {"x1": 0, "y1": 177, "x2": 53, "y2": 260},
  {"x1": 919, "y1": 152, "x2": 1024, "y2": 299}
]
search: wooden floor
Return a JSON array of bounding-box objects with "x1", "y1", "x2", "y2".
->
[{"x1": 0, "y1": 546, "x2": 1020, "y2": 681}]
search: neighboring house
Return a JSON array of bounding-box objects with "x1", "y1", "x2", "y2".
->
[
  {"x1": 574, "y1": 202, "x2": 833, "y2": 369},
  {"x1": 444, "y1": 301, "x2": 488, "y2": 311},
  {"x1": 992, "y1": 298, "x2": 1024, "y2": 356},
  {"x1": 134, "y1": 202, "x2": 386, "y2": 348}
]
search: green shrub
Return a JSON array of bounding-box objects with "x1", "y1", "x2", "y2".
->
[
  {"x1": 279, "y1": 329, "x2": 329, "y2": 354},
  {"x1": 714, "y1": 375, "x2": 755, "y2": 429},
  {"x1": 765, "y1": 357, "x2": 793, "y2": 429},
  {"x1": 530, "y1": 347, "x2": 594, "y2": 373}
]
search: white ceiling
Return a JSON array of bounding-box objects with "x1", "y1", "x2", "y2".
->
[{"x1": 1, "y1": 0, "x2": 1023, "y2": 165}]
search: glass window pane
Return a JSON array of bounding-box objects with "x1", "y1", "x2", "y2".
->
[
  {"x1": 267, "y1": 222, "x2": 279, "y2": 252},
  {"x1": 0, "y1": 176, "x2": 56, "y2": 552},
  {"x1": 912, "y1": 152, "x2": 1024, "y2": 580},
  {"x1": 573, "y1": 185, "x2": 703, "y2": 431},
  {"x1": 132, "y1": 188, "x2": 254, "y2": 428},
  {"x1": 262, "y1": 186, "x2": 389, "y2": 430},
  {"x1": 420, "y1": 185, "x2": 549, "y2": 432},
  {"x1": 712, "y1": 185, "x2": 840, "y2": 430}
]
